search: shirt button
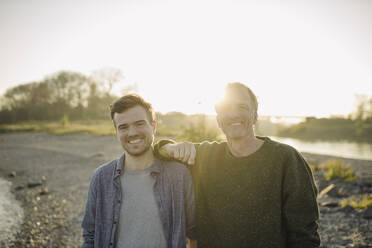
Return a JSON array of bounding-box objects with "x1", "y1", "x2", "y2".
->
[
  {"x1": 110, "y1": 242, "x2": 113, "y2": 246},
  {"x1": 114, "y1": 220, "x2": 117, "y2": 224},
  {"x1": 118, "y1": 200, "x2": 121, "y2": 203}
]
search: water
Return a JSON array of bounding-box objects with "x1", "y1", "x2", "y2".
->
[
  {"x1": 270, "y1": 136, "x2": 372, "y2": 161},
  {"x1": 0, "y1": 178, "x2": 24, "y2": 246}
]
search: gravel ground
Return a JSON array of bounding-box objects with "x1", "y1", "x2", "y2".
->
[
  {"x1": 0, "y1": 178, "x2": 24, "y2": 247},
  {"x1": 0, "y1": 132, "x2": 371, "y2": 247},
  {"x1": 0, "y1": 133, "x2": 122, "y2": 248}
]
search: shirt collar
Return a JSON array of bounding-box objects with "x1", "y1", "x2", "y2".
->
[{"x1": 114, "y1": 153, "x2": 162, "y2": 178}]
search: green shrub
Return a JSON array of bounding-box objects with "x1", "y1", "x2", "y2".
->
[
  {"x1": 61, "y1": 114, "x2": 69, "y2": 127},
  {"x1": 323, "y1": 160, "x2": 357, "y2": 182},
  {"x1": 309, "y1": 164, "x2": 321, "y2": 172},
  {"x1": 341, "y1": 194, "x2": 372, "y2": 209}
]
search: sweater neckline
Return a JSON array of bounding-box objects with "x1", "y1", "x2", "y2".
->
[{"x1": 225, "y1": 136, "x2": 270, "y2": 160}]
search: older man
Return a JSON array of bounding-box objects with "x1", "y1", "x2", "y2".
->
[{"x1": 155, "y1": 82, "x2": 320, "y2": 248}]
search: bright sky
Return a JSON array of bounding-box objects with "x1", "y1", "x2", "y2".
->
[{"x1": 0, "y1": 0, "x2": 371, "y2": 117}]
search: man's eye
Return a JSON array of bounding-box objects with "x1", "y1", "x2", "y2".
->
[
  {"x1": 136, "y1": 122, "x2": 145, "y2": 126},
  {"x1": 119, "y1": 126, "x2": 128, "y2": 130}
]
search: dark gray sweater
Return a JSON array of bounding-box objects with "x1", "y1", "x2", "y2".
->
[{"x1": 155, "y1": 137, "x2": 320, "y2": 248}]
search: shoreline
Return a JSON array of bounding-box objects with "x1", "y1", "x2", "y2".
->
[{"x1": 270, "y1": 136, "x2": 372, "y2": 161}]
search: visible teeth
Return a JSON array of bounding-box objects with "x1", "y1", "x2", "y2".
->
[
  {"x1": 231, "y1": 122, "x2": 242, "y2": 126},
  {"x1": 129, "y1": 139, "x2": 142, "y2": 144}
]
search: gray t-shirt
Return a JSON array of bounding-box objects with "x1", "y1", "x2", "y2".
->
[{"x1": 116, "y1": 165, "x2": 167, "y2": 248}]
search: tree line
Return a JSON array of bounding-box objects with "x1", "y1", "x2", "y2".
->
[
  {"x1": 277, "y1": 96, "x2": 372, "y2": 142},
  {"x1": 0, "y1": 69, "x2": 135, "y2": 123},
  {"x1": 1, "y1": 70, "x2": 371, "y2": 142}
]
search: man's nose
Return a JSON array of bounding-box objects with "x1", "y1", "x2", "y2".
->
[
  {"x1": 127, "y1": 125, "x2": 138, "y2": 136},
  {"x1": 225, "y1": 106, "x2": 240, "y2": 118}
]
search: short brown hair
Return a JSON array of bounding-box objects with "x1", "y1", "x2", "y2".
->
[
  {"x1": 110, "y1": 94, "x2": 155, "y2": 125},
  {"x1": 224, "y1": 82, "x2": 258, "y2": 116}
]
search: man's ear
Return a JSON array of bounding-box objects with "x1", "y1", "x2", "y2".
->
[
  {"x1": 152, "y1": 120, "x2": 157, "y2": 132},
  {"x1": 112, "y1": 118, "x2": 118, "y2": 135},
  {"x1": 253, "y1": 112, "x2": 258, "y2": 125},
  {"x1": 216, "y1": 115, "x2": 222, "y2": 129}
]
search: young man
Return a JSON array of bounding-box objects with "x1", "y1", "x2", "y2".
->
[
  {"x1": 155, "y1": 83, "x2": 320, "y2": 248},
  {"x1": 81, "y1": 94, "x2": 196, "y2": 248}
]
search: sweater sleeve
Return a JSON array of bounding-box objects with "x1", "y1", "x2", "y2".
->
[
  {"x1": 153, "y1": 139, "x2": 203, "y2": 181},
  {"x1": 153, "y1": 139, "x2": 201, "y2": 164},
  {"x1": 153, "y1": 139, "x2": 176, "y2": 161},
  {"x1": 282, "y1": 149, "x2": 320, "y2": 248}
]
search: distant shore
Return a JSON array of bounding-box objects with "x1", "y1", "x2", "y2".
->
[{"x1": 0, "y1": 132, "x2": 371, "y2": 247}]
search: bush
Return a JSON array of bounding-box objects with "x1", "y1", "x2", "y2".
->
[
  {"x1": 341, "y1": 194, "x2": 372, "y2": 209},
  {"x1": 322, "y1": 160, "x2": 357, "y2": 182},
  {"x1": 181, "y1": 115, "x2": 220, "y2": 142},
  {"x1": 61, "y1": 114, "x2": 69, "y2": 127},
  {"x1": 309, "y1": 163, "x2": 321, "y2": 172}
]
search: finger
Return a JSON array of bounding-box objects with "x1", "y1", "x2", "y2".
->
[
  {"x1": 188, "y1": 144, "x2": 196, "y2": 165},
  {"x1": 161, "y1": 144, "x2": 172, "y2": 158},
  {"x1": 182, "y1": 143, "x2": 191, "y2": 163},
  {"x1": 179, "y1": 143, "x2": 185, "y2": 162},
  {"x1": 164, "y1": 144, "x2": 173, "y2": 157},
  {"x1": 173, "y1": 144, "x2": 180, "y2": 159}
]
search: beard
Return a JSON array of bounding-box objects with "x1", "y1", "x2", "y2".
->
[{"x1": 122, "y1": 135, "x2": 154, "y2": 157}]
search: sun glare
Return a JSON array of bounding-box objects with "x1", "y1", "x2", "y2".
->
[
  {"x1": 142, "y1": 80, "x2": 225, "y2": 115},
  {"x1": 0, "y1": 0, "x2": 371, "y2": 118}
]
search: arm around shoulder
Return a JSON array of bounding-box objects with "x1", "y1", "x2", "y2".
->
[
  {"x1": 153, "y1": 139, "x2": 176, "y2": 160},
  {"x1": 154, "y1": 139, "x2": 197, "y2": 165}
]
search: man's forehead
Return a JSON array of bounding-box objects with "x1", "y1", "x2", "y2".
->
[{"x1": 114, "y1": 106, "x2": 149, "y2": 124}]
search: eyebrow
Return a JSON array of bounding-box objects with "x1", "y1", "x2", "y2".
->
[
  {"x1": 117, "y1": 120, "x2": 146, "y2": 128},
  {"x1": 117, "y1": 123, "x2": 128, "y2": 129}
]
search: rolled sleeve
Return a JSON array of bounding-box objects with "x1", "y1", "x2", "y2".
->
[{"x1": 153, "y1": 139, "x2": 175, "y2": 161}]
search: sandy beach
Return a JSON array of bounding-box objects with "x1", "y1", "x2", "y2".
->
[{"x1": 0, "y1": 132, "x2": 371, "y2": 247}]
